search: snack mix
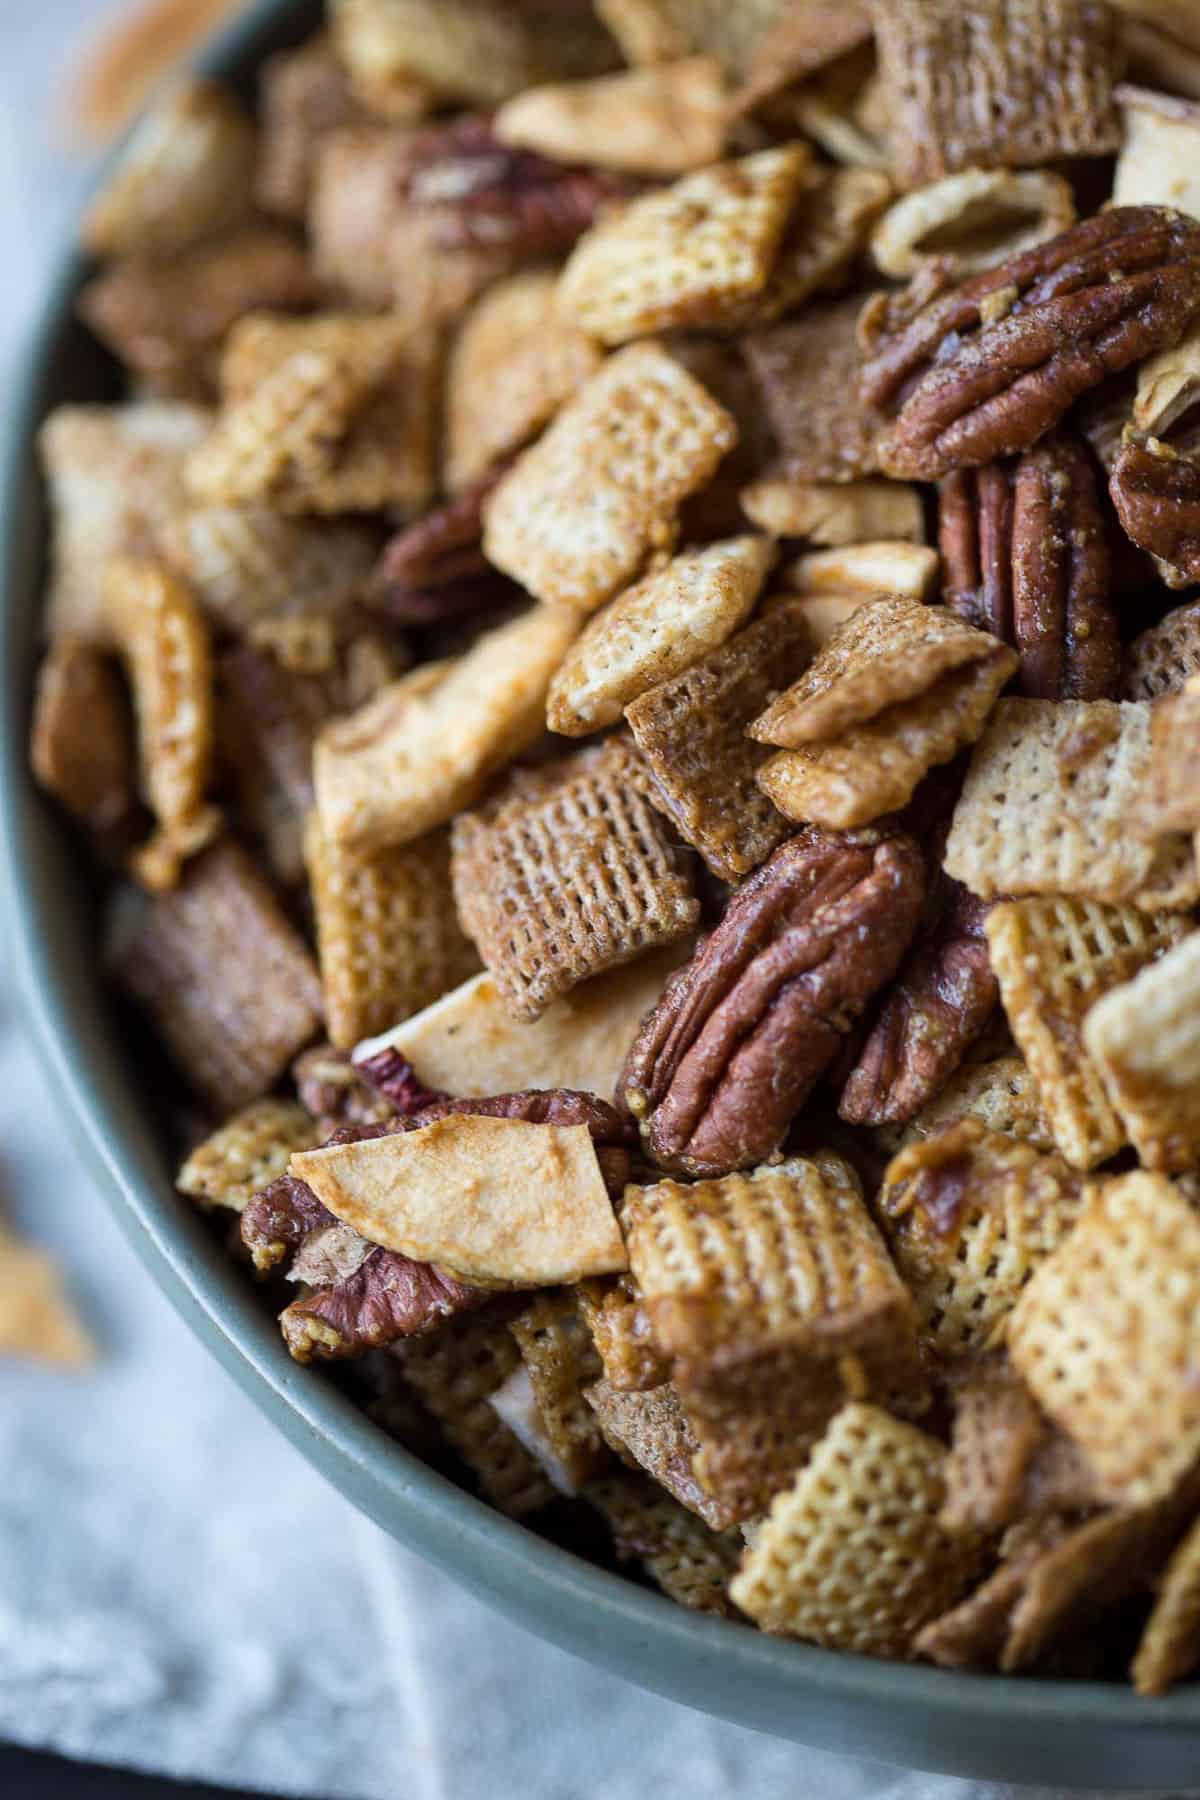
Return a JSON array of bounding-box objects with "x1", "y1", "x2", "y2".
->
[{"x1": 34, "y1": 0, "x2": 1200, "y2": 1691}]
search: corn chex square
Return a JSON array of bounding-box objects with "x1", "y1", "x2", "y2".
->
[
  {"x1": 1124, "y1": 600, "x2": 1200, "y2": 700},
  {"x1": 176, "y1": 1099, "x2": 321, "y2": 1215},
  {"x1": 585, "y1": 1472, "x2": 743, "y2": 1617},
  {"x1": 1083, "y1": 928, "x2": 1200, "y2": 1174}
]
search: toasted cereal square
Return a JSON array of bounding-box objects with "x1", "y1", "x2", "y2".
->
[
  {"x1": 1124, "y1": 600, "x2": 1200, "y2": 700},
  {"x1": 622, "y1": 1154, "x2": 924, "y2": 1515},
  {"x1": 584, "y1": 1471, "x2": 743, "y2": 1615},
  {"x1": 495, "y1": 57, "x2": 727, "y2": 178},
  {"x1": 394, "y1": 1306, "x2": 558, "y2": 1517},
  {"x1": 596, "y1": 0, "x2": 791, "y2": 76},
  {"x1": 871, "y1": 0, "x2": 1121, "y2": 190},
  {"x1": 163, "y1": 506, "x2": 376, "y2": 639},
  {"x1": 725, "y1": 167, "x2": 891, "y2": 331},
  {"x1": 82, "y1": 77, "x2": 256, "y2": 257},
  {"x1": 984, "y1": 897, "x2": 1187, "y2": 1169},
  {"x1": 546, "y1": 536, "x2": 775, "y2": 737},
  {"x1": 483, "y1": 343, "x2": 737, "y2": 611},
  {"x1": 256, "y1": 38, "x2": 371, "y2": 219},
  {"x1": 915, "y1": 1522, "x2": 1067, "y2": 1671},
  {"x1": 896, "y1": 1055, "x2": 1056, "y2": 1155},
  {"x1": 1134, "y1": 687, "x2": 1200, "y2": 839},
  {"x1": 1133, "y1": 1513, "x2": 1200, "y2": 1695},
  {"x1": 878, "y1": 1120, "x2": 1087, "y2": 1363},
  {"x1": 304, "y1": 816, "x2": 480, "y2": 1050},
  {"x1": 328, "y1": 0, "x2": 439, "y2": 117},
  {"x1": 1009, "y1": 1171, "x2": 1200, "y2": 1508},
  {"x1": 735, "y1": 1, "x2": 873, "y2": 109},
  {"x1": 444, "y1": 270, "x2": 603, "y2": 495},
  {"x1": 944, "y1": 700, "x2": 1172, "y2": 904},
  {"x1": 586, "y1": 1378, "x2": 740, "y2": 1529},
  {"x1": 219, "y1": 646, "x2": 332, "y2": 888},
  {"x1": 509, "y1": 1291, "x2": 607, "y2": 1490},
  {"x1": 451, "y1": 739, "x2": 699, "y2": 1021},
  {"x1": 577, "y1": 1273, "x2": 671, "y2": 1392},
  {"x1": 176, "y1": 1099, "x2": 321, "y2": 1214},
  {"x1": 557, "y1": 146, "x2": 813, "y2": 344},
  {"x1": 107, "y1": 839, "x2": 322, "y2": 1113},
  {"x1": 625, "y1": 604, "x2": 813, "y2": 881},
  {"x1": 729, "y1": 1403, "x2": 981, "y2": 1653},
  {"x1": 315, "y1": 607, "x2": 579, "y2": 854},
  {"x1": 30, "y1": 637, "x2": 137, "y2": 843},
  {"x1": 1083, "y1": 929, "x2": 1200, "y2": 1173},
  {"x1": 757, "y1": 648, "x2": 1016, "y2": 831},
  {"x1": 781, "y1": 540, "x2": 941, "y2": 605},
  {"x1": 39, "y1": 401, "x2": 211, "y2": 643},
  {"x1": 739, "y1": 476, "x2": 924, "y2": 544},
  {"x1": 939, "y1": 1356, "x2": 1089, "y2": 1535},
  {"x1": 0, "y1": 1222, "x2": 93, "y2": 1366}
]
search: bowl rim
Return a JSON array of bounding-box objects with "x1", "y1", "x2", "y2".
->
[{"x1": 4, "y1": 1, "x2": 1200, "y2": 1781}]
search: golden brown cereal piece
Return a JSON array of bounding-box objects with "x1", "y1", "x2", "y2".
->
[
  {"x1": 444, "y1": 271, "x2": 602, "y2": 495},
  {"x1": 1133, "y1": 1514, "x2": 1200, "y2": 1694},
  {"x1": 329, "y1": 0, "x2": 440, "y2": 118},
  {"x1": 315, "y1": 607, "x2": 579, "y2": 854},
  {"x1": 82, "y1": 77, "x2": 255, "y2": 257},
  {"x1": 939, "y1": 1356, "x2": 1099, "y2": 1535},
  {"x1": 556, "y1": 146, "x2": 813, "y2": 344},
  {"x1": 780, "y1": 541, "x2": 940, "y2": 606},
  {"x1": 1083, "y1": 930, "x2": 1200, "y2": 1174},
  {"x1": 546, "y1": 536, "x2": 775, "y2": 737},
  {"x1": 945, "y1": 700, "x2": 1176, "y2": 905},
  {"x1": 509, "y1": 1291, "x2": 607, "y2": 1490},
  {"x1": 30, "y1": 637, "x2": 137, "y2": 843},
  {"x1": 494, "y1": 58, "x2": 727, "y2": 177},
  {"x1": 584, "y1": 1471, "x2": 743, "y2": 1616},
  {"x1": 757, "y1": 649, "x2": 1016, "y2": 832},
  {"x1": 1133, "y1": 688, "x2": 1200, "y2": 839},
  {"x1": 733, "y1": 1, "x2": 873, "y2": 110},
  {"x1": 176, "y1": 1099, "x2": 321, "y2": 1215},
  {"x1": 742, "y1": 295, "x2": 890, "y2": 485},
  {"x1": 586, "y1": 1379, "x2": 740, "y2": 1529},
  {"x1": 915, "y1": 1520, "x2": 1072, "y2": 1671},
  {"x1": 483, "y1": 342, "x2": 737, "y2": 611},
  {"x1": 725, "y1": 167, "x2": 891, "y2": 332},
  {"x1": 750, "y1": 597, "x2": 1007, "y2": 747},
  {"x1": 292, "y1": 1116, "x2": 627, "y2": 1286},
  {"x1": 1010, "y1": 1171, "x2": 1200, "y2": 1508},
  {"x1": 394, "y1": 1307, "x2": 557, "y2": 1517},
  {"x1": 1114, "y1": 84, "x2": 1200, "y2": 216},
  {"x1": 0, "y1": 1221, "x2": 92, "y2": 1366},
  {"x1": 39, "y1": 401, "x2": 210, "y2": 643},
  {"x1": 304, "y1": 816, "x2": 479, "y2": 1052},
  {"x1": 105, "y1": 557, "x2": 220, "y2": 892},
  {"x1": 739, "y1": 477, "x2": 924, "y2": 545},
  {"x1": 596, "y1": 0, "x2": 790, "y2": 75},
  {"x1": 218, "y1": 646, "x2": 331, "y2": 888},
  {"x1": 871, "y1": 169, "x2": 1077, "y2": 281},
  {"x1": 730, "y1": 1403, "x2": 980, "y2": 1653},
  {"x1": 162, "y1": 506, "x2": 376, "y2": 639},
  {"x1": 1124, "y1": 600, "x2": 1200, "y2": 700},
  {"x1": 1130, "y1": 829, "x2": 1200, "y2": 916},
  {"x1": 878, "y1": 1121, "x2": 1087, "y2": 1363},
  {"x1": 356, "y1": 945, "x2": 692, "y2": 1099},
  {"x1": 896, "y1": 1056, "x2": 1056, "y2": 1156},
  {"x1": 625, "y1": 605, "x2": 812, "y2": 881},
  {"x1": 452, "y1": 739, "x2": 699, "y2": 1022},
  {"x1": 1119, "y1": 4, "x2": 1200, "y2": 101},
  {"x1": 256, "y1": 37, "x2": 372, "y2": 219},
  {"x1": 984, "y1": 897, "x2": 1187, "y2": 1169},
  {"x1": 578, "y1": 1273, "x2": 670, "y2": 1392},
  {"x1": 107, "y1": 840, "x2": 322, "y2": 1113},
  {"x1": 871, "y1": 0, "x2": 1121, "y2": 190},
  {"x1": 623, "y1": 1155, "x2": 924, "y2": 1515}
]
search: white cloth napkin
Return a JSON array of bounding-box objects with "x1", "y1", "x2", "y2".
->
[{"x1": 0, "y1": 8, "x2": 1190, "y2": 1797}]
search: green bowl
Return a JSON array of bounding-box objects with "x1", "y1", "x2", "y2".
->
[{"x1": 4, "y1": 4, "x2": 1200, "y2": 1783}]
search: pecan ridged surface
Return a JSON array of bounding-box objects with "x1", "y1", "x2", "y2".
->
[
  {"x1": 860, "y1": 208, "x2": 1200, "y2": 480},
  {"x1": 938, "y1": 430, "x2": 1120, "y2": 699},
  {"x1": 372, "y1": 467, "x2": 517, "y2": 625},
  {"x1": 617, "y1": 830, "x2": 926, "y2": 1178},
  {"x1": 1109, "y1": 436, "x2": 1200, "y2": 587}
]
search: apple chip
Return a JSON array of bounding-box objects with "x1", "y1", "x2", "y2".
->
[
  {"x1": 291, "y1": 1116, "x2": 628, "y2": 1286},
  {"x1": 1114, "y1": 83, "x2": 1200, "y2": 216},
  {"x1": 0, "y1": 1222, "x2": 93, "y2": 1366}
]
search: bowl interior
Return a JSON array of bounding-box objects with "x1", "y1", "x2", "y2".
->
[{"x1": 4, "y1": 3, "x2": 1200, "y2": 1785}]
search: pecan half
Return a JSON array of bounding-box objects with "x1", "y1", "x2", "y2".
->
[
  {"x1": 938, "y1": 430, "x2": 1120, "y2": 699},
  {"x1": 372, "y1": 467, "x2": 518, "y2": 625},
  {"x1": 618, "y1": 829, "x2": 926, "y2": 1177},
  {"x1": 860, "y1": 208, "x2": 1200, "y2": 479},
  {"x1": 839, "y1": 883, "x2": 999, "y2": 1127},
  {"x1": 1109, "y1": 434, "x2": 1200, "y2": 586}
]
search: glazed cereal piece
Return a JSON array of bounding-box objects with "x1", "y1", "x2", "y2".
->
[
  {"x1": 878, "y1": 1121, "x2": 1087, "y2": 1363},
  {"x1": 1133, "y1": 1514, "x2": 1200, "y2": 1694},
  {"x1": 508, "y1": 1292, "x2": 607, "y2": 1491},
  {"x1": 915, "y1": 1520, "x2": 1072, "y2": 1671},
  {"x1": 30, "y1": 637, "x2": 137, "y2": 844},
  {"x1": 895, "y1": 1056, "x2": 1056, "y2": 1156},
  {"x1": 314, "y1": 606, "x2": 579, "y2": 854},
  {"x1": 984, "y1": 897, "x2": 1187, "y2": 1169},
  {"x1": 0, "y1": 1222, "x2": 93, "y2": 1366},
  {"x1": 256, "y1": 37, "x2": 372, "y2": 219},
  {"x1": 219, "y1": 647, "x2": 333, "y2": 888},
  {"x1": 328, "y1": 0, "x2": 439, "y2": 119},
  {"x1": 577, "y1": 1273, "x2": 670, "y2": 1393},
  {"x1": 176, "y1": 1099, "x2": 321, "y2": 1215},
  {"x1": 733, "y1": 1, "x2": 873, "y2": 111},
  {"x1": 596, "y1": 0, "x2": 791, "y2": 74},
  {"x1": 394, "y1": 1307, "x2": 558, "y2": 1517},
  {"x1": 1123, "y1": 599, "x2": 1200, "y2": 699},
  {"x1": 622, "y1": 1155, "x2": 924, "y2": 1517},
  {"x1": 730, "y1": 1403, "x2": 981, "y2": 1653},
  {"x1": 82, "y1": 77, "x2": 256, "y2": 258},
  {"x1": 780, "y1": 541, "x2": 940, "y2": 607},
  {"x1": 1083, "y1": 930, "x2": 1200, "y2": 1173},
  {"x1": 494, "y1": 57, "x2": 727, "y2": 177},
  {"x1": 304, "y1": 816, "x2": 479, "y2": 1051},
  {"x1": 1133, "y1": 686, "x2": 1200, "y2": 839},
  {"x1": 444, "y1": 270, "x2": 603, "y2": 495},
  {"x1": 739, "y1": 477, "x2": 924, "y2": 544},
  {"x1": 451, "y1": 739, "x2": 699, "y2": 1022},
  {"x1": 39, "y1": 402, "x2": 210, "y2": 643},
  {"x1": 939, "y1": 1356, "x2": 1099, "y2": 1534},
  {"x1": 483, "y1": 343, "x2": 737, "y2": 612},
  {"x1": 584, "y1": 1471, "x2": 743, "y2": 1616},
  {"x1": 557, "y1": 146, "x2": 813, "y2": 344},
  {"x1": 546, "y1": 536, "x2": 775, "y2": 737},
  {"x1": 105, "y1": 557, "x2": 221, "y2": 892},
  {"x1": 107, "y1": 840, "x2": 322, "y2": 1113},
  {"x1": 625, "y1": 605, "x2": 812, "y2": 881},
  {"x1": 870, "y1": 0, "x2": 1121, "y2": 190},
  {"x1": 586, "y1": 1379, "x2": 739, "y2": 1530},
  {"x1": 163, "y1": 506, "x2": 376, "y2": 639},
  {"x1": 742, "y1": 294, "x2": 890, "y2": 485},
  {"x1": 724, "y1": 167, "x2": 891, "y2": 332},
  {"x1": 1010, "y1": 1171, "x2": 1200, "y2": 1508}
]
